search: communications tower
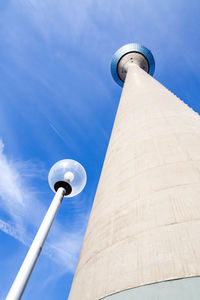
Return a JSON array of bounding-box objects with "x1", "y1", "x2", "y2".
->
[{"x1": 68, "y1": 44, "x2": 200, "y2": 299}]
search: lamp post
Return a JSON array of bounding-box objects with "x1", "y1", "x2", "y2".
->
[{"x1": 6, "y1": 159, "x2": 86, "y2": 300}]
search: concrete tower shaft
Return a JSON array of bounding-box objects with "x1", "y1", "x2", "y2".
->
[{"x1": 68, "y1": 46, "x2": 200, "y2": 300}]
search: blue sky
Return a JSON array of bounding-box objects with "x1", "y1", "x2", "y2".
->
[{"x1": 0, "y1": 0, "x2": 200, "y2": 299}]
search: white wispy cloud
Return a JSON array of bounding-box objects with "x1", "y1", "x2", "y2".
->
[
  {"x1": 0, "y1": 139, "x2": 85, "y2": 272},
  {"x1": 0, "y1": 219, "x2": 29, "y2": 245}
]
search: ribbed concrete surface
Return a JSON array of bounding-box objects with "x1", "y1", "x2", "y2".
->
[{"x1": 68, "y1": 65, "x2": 200, "y2": 300}]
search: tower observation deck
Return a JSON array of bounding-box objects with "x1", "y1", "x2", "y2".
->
[{"x1": 68, "y1": 44, "x2": 200, "y2": 300}]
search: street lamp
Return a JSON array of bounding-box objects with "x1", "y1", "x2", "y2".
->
[{"x1": 6, "y1": 159, "x2": 87, "y2": 300}]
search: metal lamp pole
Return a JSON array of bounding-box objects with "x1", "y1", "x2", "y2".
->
[
  {"x1": 6, "y1": 159, "x2": 87, "y2": 300},
  {"x1": 6, "y1": 187, "x2": 66, "y2": 300}
]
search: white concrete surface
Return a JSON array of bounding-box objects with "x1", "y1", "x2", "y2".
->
[{"x1": 68, "y1": 64, "x2": 200, "y2": 300}]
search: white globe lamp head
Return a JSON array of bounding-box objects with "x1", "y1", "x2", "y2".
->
[{"x1": 48, "y1": 159, "x2": 87, "y2": 197}]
